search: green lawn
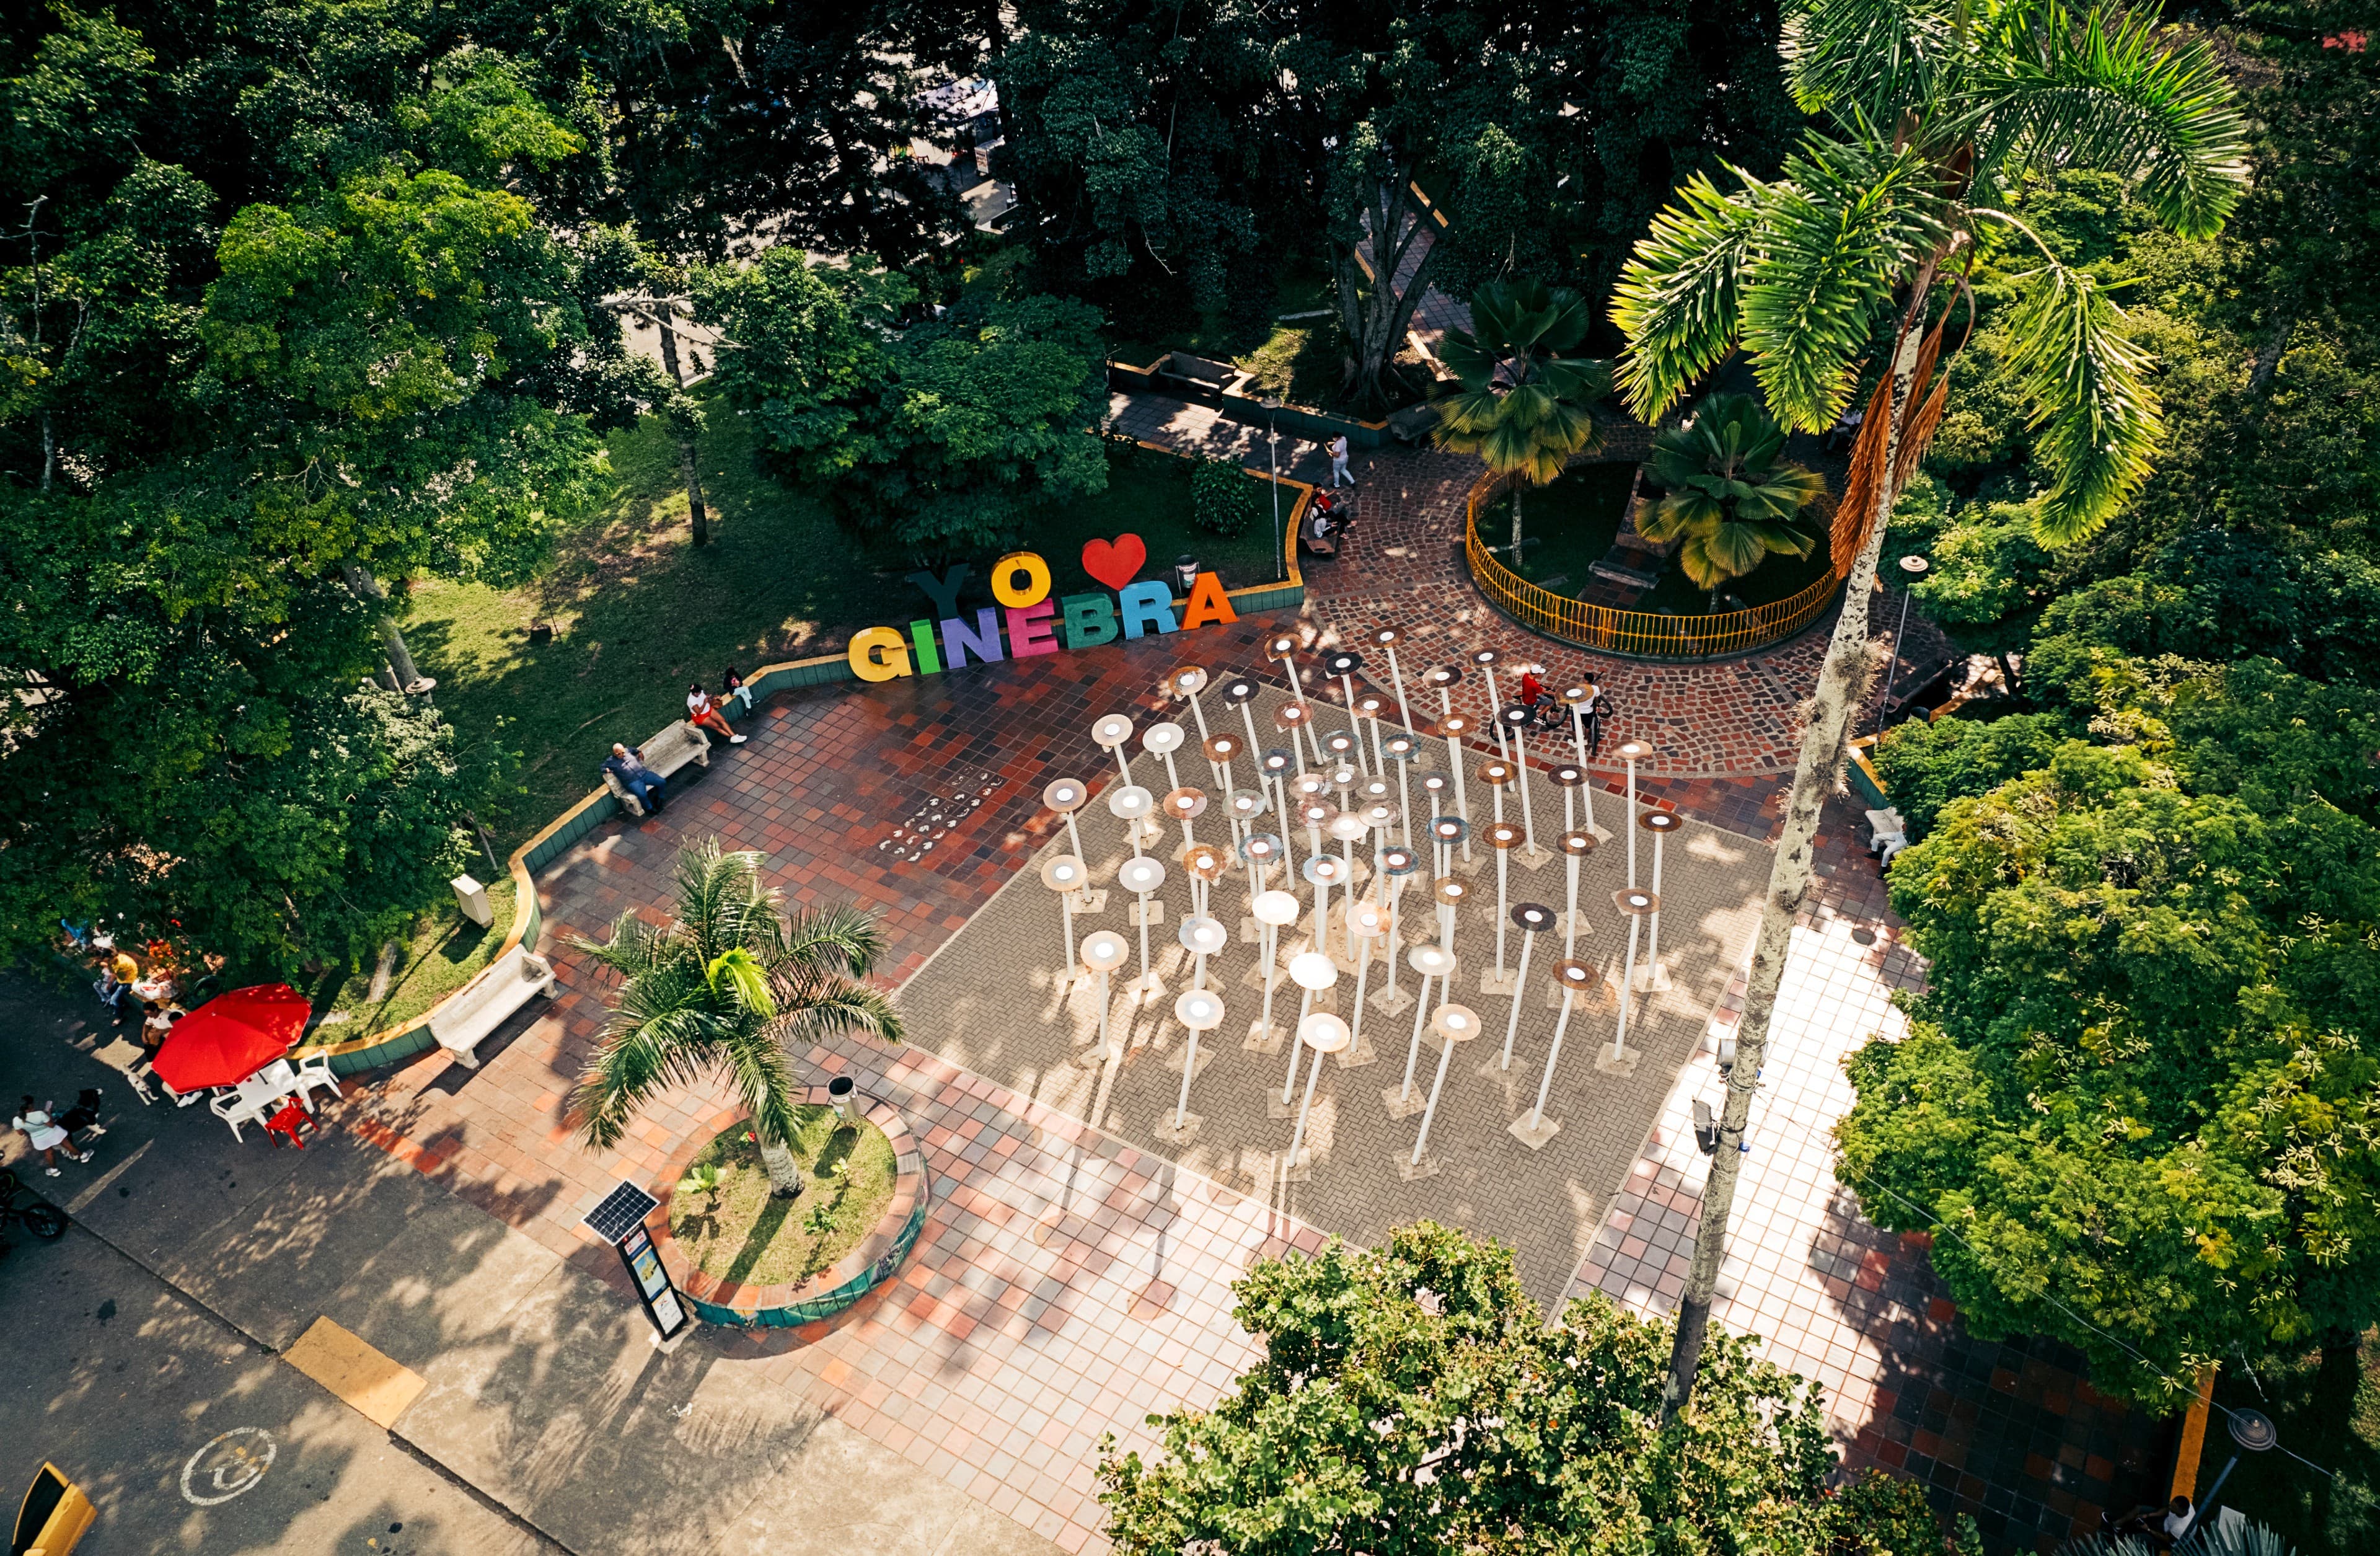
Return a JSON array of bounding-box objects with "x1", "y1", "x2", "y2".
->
[
  {"x1": 308, "y1": 873, "x2": 516, "y2": 1028},
  {"x1": 1484, "y1": 464, "x2": 1833, "y2": 614},
  {"x1": 669, "y1": 1110, "x2": 898, "y2": 1288},
  {"x1": 407, "y1": 406, "x2": 1290, "y2": 851},
  {"x1": 2193, "y1": 1337, "x2": 2380, "y2": 1554}
]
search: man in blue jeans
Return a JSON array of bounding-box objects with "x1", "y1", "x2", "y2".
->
[{"x1": 605, "y1": 743, "x2": 668, "y2": 813}]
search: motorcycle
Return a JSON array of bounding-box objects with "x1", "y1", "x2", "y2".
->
[{"x1": 0, "y1": 1169, "x2": 71, "y2": 1250}]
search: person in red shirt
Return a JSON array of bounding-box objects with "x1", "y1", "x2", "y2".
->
[{"x1": 686, "y1": 682, "x2": 746, "y2": 745}]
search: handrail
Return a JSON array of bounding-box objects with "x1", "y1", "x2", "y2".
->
[{"x1": 1462, "y1": 469, "x2": 1843, "y2": 660}]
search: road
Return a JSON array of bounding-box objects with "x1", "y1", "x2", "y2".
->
[{"x1": 0, "y1": 1220, "x2": 556, "y2": 1555}]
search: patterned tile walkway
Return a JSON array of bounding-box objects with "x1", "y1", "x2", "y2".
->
[{"x1": 1564, "y1": 798, "x2": 2169, "y2": 1551}]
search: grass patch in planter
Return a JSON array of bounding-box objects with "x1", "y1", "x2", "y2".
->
[{"x1": 668, "y1": 1105, "x2": 897, "y2": 1289}]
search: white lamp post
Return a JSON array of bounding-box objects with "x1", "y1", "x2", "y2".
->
[
  {"x1": 1384, "y1": 942, "x2": 1456, "y2": 1118},
  {"x1": 1160, "y1": 985, "x2": 1226, "y2": 1143},
  {"x1": 1598, "y1": 888, "x2": 1658, "y2": 1076},
  {"x1": 1284, "y1": 1012, "x2": 1352, "y2": 1180},
  {"x1": 1078, "y1": 930, "x2": 1129, "y2": 1065},
  {"x1": 1404, "y1": 1002, "x2": 1480, "y2": 1180},
  {"x1": 1512, "y1": 957, "x2": 1597, "y2": 1149},
  {"x1": 1499, "y1": 901, "x2": 1555, "y2": 1069}
]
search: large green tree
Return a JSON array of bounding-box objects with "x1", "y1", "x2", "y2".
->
[
  {"x1": 1432, "y1": 278, "x2": 1610, "y2": 560},
  {"x1": 1610, "y1": 0, "x2": 2249, "y2": 1415},
  {"x1": 1101, "y1": 1222, "x2": 1962, "y2": 1555},
  {"x1": 1839, "y1": 661, "x2": 2380, "y2": 1403}
]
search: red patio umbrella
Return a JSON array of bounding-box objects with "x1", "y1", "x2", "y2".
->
[{"x1": 151, "y1": 983, "x2": 311, "y2": 1092}]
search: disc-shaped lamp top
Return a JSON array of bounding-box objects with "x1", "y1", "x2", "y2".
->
[
  {"x1": 1288, "y1": 950, "x2": 1341, "y2": 991},
  {"x1": 1323, "y1": 650, "x2": 1362, "y2": 676},
  {"x1": 1228, "y1": 789, "x2": 1267, "y2": 820},
  {"x1": 1434, "y1": 876, "x2": 1468, "y2": 905},
  {"x1": 1204, "y1": 733, "x2": 1241, "y2": 763},
  {"x1": 1500, "y1": 704, "x2": 1534, "y2": 728},
  {"x1": 1486, "y1": 823, "x2": 1523, "y2": 851},
  {"x1": 1409, "y1": 942, "x2": 1456, "y2": 978},
  {"x1": 1302, "y1": 854, "x2": 1347, "y2": 885},
  {"x1": 1640, "y1": 810, "x2": 1682, "y2": 834},
  {"x1": 1241, "y1": 833, "x2": 1284, "y2": 864},
  {"x1": 1253, "y1": 889, "x2": 1303, "y2": 927},
  {"x1": 1430, "y1": 816, "x2": 1467, "y2": 845},
  {"x1": 1170, "y1": 665, "x2": 1210, "y2": 696},
  {"x1": 1561, "y1": 684, "x2": 1597, "y2": 705},
  {"x1": 1442, "y1": 714, "x2": 1473, "y2": 737},
  {"x1": 1178, "y1": 916, "x2": 1230, "y2": 957},
  {"x1": 1431, "y1": 1002, "x2": 1483, "y2": 1041},
  {"x1": 1092, "y1": 714, "x2": 1135, "y2": 748},
  {"x1": 1118, "y1": 857, "x2": 1167, "y2": 895},
  {"x1": 1360, "y1": 802, "x2": 1398, "y2": 832},
  {"x1": 1174, "y1": 988, "x2": 1227, "y2": 1030},
  {"x1": 1221, "y1": 675, "x2": 1258, "y2": 704},
  {"x1": 1385, "y1": 734, "x2": 1417, "y2": 760},
  {"x1": 1381, "y1": 845, "x2": 1421, "y2": 877},
  {"x1": 1418, "y1": 771, "x2": 1451, "y2": 797},
  {"x1": 1426, "y1": 665, "x2": 1464, "y2": 688},
  {"x1": 1038, "y1": 854, "x2": 1088, "y2": 892},
  {"x1": 1266, "y1": 631, "x2": 1300, "y2": 659},
  {"x1": 1274, "y1": 702, "x2": 1310, "y2": 730},
  {"x1": 1370, "y1": 625, "x2": 1402, "y2": 647},
  {"x1": 1142, "y1": 720, "x2": 1186, "y2": 755},
  {"x1": 1292, "y1": 772, "x2": 1331, "y2": 802},
  {"x1": 1163, "y1": 787, "x2": 1209, "y2": 820},
  {"x1": 1347, "y1": 902, "x2": 1386, "y2": 939},
  {"x1": 1299, "y1": 1012, "x2": 1352, "y2": 1054},
  {"x1": 1558, "y1": 829, "x2": 1597, "y2": 857},
  {"x1": 1552, "y1": 958, "x2": 1596, "y2": 991},
  {"x1": 1550, "y1": 764, "x2": 1585, "y2": 788},
  {"x1": 1261, "y1": 748, "x2": 1294, "y2": 775},
  {"x1": 1328, "y1": 810, "x2": 1369, "y2": 843},
  {"x1": 2229, "y1": 1407, "x2": 2278, "y2": 1452},
  {"x1": 1470, "y1": 647, "x2": 1502, "y2": 668},
  {"x1": 1478, "y1": 759, "x2": 1515, "y2": 787},
  {"x1": 1081, "y1": 932, "x2": 1129, "y2": 971},
  {"x1": 1043, "y1": 777, "x2": 1090, "y2": 812},
  {"x1": 1325, "y1": 761, "x2": 1360, "y2": 792},
  {"x1": 1355, "y1": 693, "x2": 1387, "y2": 719},
  {"x1": 1898, "y1": 554, "x2": 1931, "y2": 577},
  {"x1": 1613, "y1": 888, "x2": 1660, "y2": 915},
  {"x1": 1107, "y1": 784, "x2": 1154, "y2": 819},
  {"x1": 1511, "y1": 901, "x2": 1556, "y2": 934},
  {"x1": 1323, "y1": 732, "x2": 1357, "y2": 759},
  {"x1": 1359, "y1": 777, "x2": 1394, "y2": 805},
  {"x1": 1615, "y1": 738, "x2": 1654, "y2": 761},
  {"x1": 1297, "y1": 800, "x2": 1334, "y2": 831},
  {"x1": 1184, "y1": 846, "x2": 1227, "y2": 881}
]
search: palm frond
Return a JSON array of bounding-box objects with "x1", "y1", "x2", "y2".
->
[
  {"x1": 1611, "y1": 171, "x2": 1765, "y2": 424},
  {"x1": 1780, "y1": 0, "x2": 1961, "y2": 128},
  {"x1": 571, "y1": 1001, "x2": 726, "y2": 1150},
  {"x1": 717, "y1": 1025, "x2": 808, "y2": 1151},
  {"x1": 1998, "y1": 263, "x2": 2160, "y2": 546},
  {"x1": 777, "y1": 980, "x2": 907, "y2": 1052},
  {"x1": 778, "y1": 903, "x2": 888, "y2": 983},
  {"x1": 570, "y1": 908, "x2": 675, "y2": 978},
  {"x1": 1970, "y1": 0, "x2": 2249, "y2": 240},
  {"x1": 1739, "y1": 136, "x2": 1949, "y2": 432}
]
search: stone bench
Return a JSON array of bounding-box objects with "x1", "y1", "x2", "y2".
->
[
  {"x1": 428, "y1": 944, "x2": 557, "y2": 1067},
  {"x1": 602, "y1": 719, "x2": 711, "y2": 817}
]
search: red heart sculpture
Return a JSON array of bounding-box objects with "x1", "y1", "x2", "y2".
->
[{"x1": 1080, "y1": 534, "x2": 1148, "y2": 591}]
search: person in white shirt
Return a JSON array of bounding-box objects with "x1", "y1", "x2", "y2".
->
[
  {"x1": 687, "y1": 683, "x2": 746, "y2": 745},
  {"x1": 1328, "y1": 434, "x2": 1352, "y2": 487},
  {"x1": 13, "y1": 1097, "x2": 91, "y2": 1176}
]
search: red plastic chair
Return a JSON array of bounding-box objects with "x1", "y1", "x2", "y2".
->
[{"x1": 263, "y1": 1100, "x2": 315, "y2": 1149}]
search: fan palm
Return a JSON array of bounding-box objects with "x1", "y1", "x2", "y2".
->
[
  {"x1": 1613, "y1": 0, "x2": 2247, "y2": 1418},
  {"x1": 1433, "y1": 280, "x2": 1613, "y2": 562},
  {"x1": 570, "y1": 841, "x2": 901, "y2": 1200},
  {"x1": 1637, "y1": 394, "x2": 1828, "y2": 607}
]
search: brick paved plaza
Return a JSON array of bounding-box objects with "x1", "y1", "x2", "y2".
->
[{"x1": 327, "y1": 461, "x2": 2161, "y2": 1552}]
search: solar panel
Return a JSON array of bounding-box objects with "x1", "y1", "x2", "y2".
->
[{"x1": 581, "y1": 1181, "x2": 659, "y2": 1244}]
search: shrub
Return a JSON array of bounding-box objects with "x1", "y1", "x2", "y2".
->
[{"x1": 1190, "y1": 456, "x2": 1262, "y2": 537}]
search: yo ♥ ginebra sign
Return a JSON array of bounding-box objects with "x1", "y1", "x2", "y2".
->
[{"x1": 845, "y1": 534, "x2": 1240, "y2": 683}]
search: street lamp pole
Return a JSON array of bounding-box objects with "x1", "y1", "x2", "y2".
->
[
  {"x1": 1874, "y1": 555, "x2": 1931, "y2": 736},
  {"x1": 1264, "y1": 397, "x2": 1284, "y2": 583}
]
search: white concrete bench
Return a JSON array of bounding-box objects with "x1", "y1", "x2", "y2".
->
[
  {"x1": 602, "y1": 720, "x2": 711, "y2": 816},
  {"x1": 429, "y1": 945, "x2": 557, "y2": 1067}
]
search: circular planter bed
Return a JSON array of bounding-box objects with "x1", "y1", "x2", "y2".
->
[{"x1": 651, "y1": 1085, "x2": 928, "y2": 1329}]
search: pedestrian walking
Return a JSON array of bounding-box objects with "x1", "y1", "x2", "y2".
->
[
  {"x1": 1582, "y1": 689, "x2": 1613, "y2": 758},
  {"x1": 1328, "y1": 434, "x2": 1352, "y2": 488},
  {"x1": 12, "y1": 1096, "x2": 92, "y2": 1176}
]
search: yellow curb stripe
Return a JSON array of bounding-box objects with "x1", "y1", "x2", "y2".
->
[{"x1": 282, "y1": 1317, "x2": 426, "y2": 1430}]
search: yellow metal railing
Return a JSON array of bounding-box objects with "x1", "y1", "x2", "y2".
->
[{"x1": 1463, "y1": 470, "x2": 1843, "y2": 660}]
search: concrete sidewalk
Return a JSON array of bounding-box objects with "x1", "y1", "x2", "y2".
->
[{"x1": 1, "y1": 980, "x2": 1050, "y2": 1556}]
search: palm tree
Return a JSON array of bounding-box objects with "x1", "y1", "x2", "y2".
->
[
  {"x1": 1636, "y1": 394, "x2": 1828, "y2": 609},
  {"x1": 570, "y1": 841, "x2": 901, "y2": 1199},
  {"x1": 1611, "y1": 0, "x2": 2246, "y2": 1418},
  {"x1": 1433, "y1": 280, "x2": 1613, "y2": 564}
]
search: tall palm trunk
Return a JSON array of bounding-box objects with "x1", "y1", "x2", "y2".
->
[
  {"x1": 656, "y1": 312, "x2": 711, "y2": 546},
  {"x1": 1660, "y1": 317, "x2": 1926, "y2": 1422},
  {"x1": 1510, "y1": 486, "x2": 1525, "y2": 560},
  {"x1": 757, "y1": 1136, "x2": 804, "y2": 1199}
]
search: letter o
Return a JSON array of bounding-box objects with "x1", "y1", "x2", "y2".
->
[
  {"x1": 989, "y1": 551, "x2": 1052, "y2": 609},
  {"x1": 847, "y1": 625, "x2": 913, "y2": 683}
]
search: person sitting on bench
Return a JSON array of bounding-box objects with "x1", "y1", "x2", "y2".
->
[
  {"x1": 605, "y1": 743, "x2": 668, "y2": 813},
  {"x1": 686, "y1": 683, "x2": 746, "y2": 745}
]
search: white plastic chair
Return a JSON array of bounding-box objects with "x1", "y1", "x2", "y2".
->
[
  {"x1": 210, "y1": 1090, "x2": 268, "y2": 1144},
  {"x1": 289, "y1": 1052, "x2": 340, "y2": 1111}
]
